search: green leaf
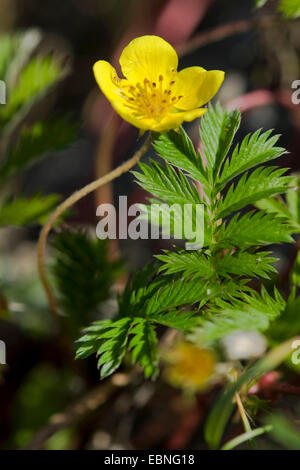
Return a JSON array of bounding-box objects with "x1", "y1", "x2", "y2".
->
[
  {"x1": 143, "y1": 277, "x2": 248, "y2": 317},
  {"x1": 0, "y1": 194, "x2": 60, "y2": 226},
  {"x1": 266, "y1": 414, "x2": 300, "y2": 449},
  {"x1": 218, "y1": 129, "x2": 286, "y2": 191},
  {"x1": 143, "y1": 277, "x2": 208, "y2": 315},
  {"x1": 279, "y1": 0, "x2": 300, "y2": 18},
  {"x1": 221, "y1": 425, "x2": 273, "y2": 450},
  {"x1": 129, "y1": 317, "x2": 159, "y2": 378},
  {"x1": 133, "y1": 159, "x2": 204, "y2": 206},
  {"x1": 96, "y1": 317, "x2": 132, "y2": 378},
  {"x1": 204, "y1": 336, "x2": 299, "y2": 449},
  {"x1": 268, "y1": 294, "x2": 300, "y2": 342},
  {"x1": 1, "y1": 55, "x2": 63, "y2": 121},
  {"x1": 117, "y1": 261, "x2": 160, "y2": 319},
  {"x1": 217, "y1": 250, "x2": 277, "y2": 279},
  {"x1": 0, "y1": 33, "x2": 20, "y2": 79},
  {"x1": 199, "y1": 103, "x2": 240, "y2": 177},
  {"x1": 217, "y1": 210, "x2": 294, "y2": 247},
  {"x1": 255, "y1": 196, "x2": 292, "y2": 219},
  {"x1": 52, "y1": 232, "x2": 122, "y2": 324},
  {"x1": 77, "y1": 315, "x2": 159, "y2": 379},
  {"x1": 217, "y1": 167, "x2": 292, "y2": 219},
  {"x1": 156, "y1": 250, "x2": 213, "y2": 279},
  {"x1": 193, "y1": 288, "x2": 285, "y2": 346},
  {"x1": 149, "y1": 309, "x2": 197, "y2": 332},
  {"x1": 138, "y1": 198, "x2": 207, "y2": 249},
  {"x1": 153, "y1": 127, "x2": 209, "y2": 192},
  {"x1": 0, "y1": 119, "x2": 77, "y2": 182}
]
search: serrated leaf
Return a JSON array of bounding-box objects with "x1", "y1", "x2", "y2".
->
[
  {"x1": 129, "y1": 317, "x2": 159, "y2": 378},
  {"x1": 218, "y1": 129, "x2": 286, "y2": 191},
  {"x1": 199, "y1": 103, "x2": 240, "y2": 177},
  {"x1": 52, "y1": 232, "x2": 122, "y2": 325},
  {"x1": 217, "y1": 250, "x2": 277, "y2": 279},
  {"x1": 217, "y1": 167, "x2": 292, "y2": 219},
  {"x1": 149, "y1": 310, "x2": 197, "y2": 332},
  {"x1": 217, "y1": 210, "x2": 294, "y2": 246},
  {"x1": 156, "y1": 250, "x2": 213, "y2": 279},
  {"x1": 255, "y1": 196, "x2": 292, "y2": 219},
  {"x1": 192, "y1": 288, "x2": 285, "y2": 346},
  {"x1": 153, "y1": 127, "x2": 210, "y2": 193},
  {"x1": 95, "y1": 317, "x2": 132, "y2": 378},
  {"x1": 133, "y1": 159, "x2": 204, "y2": 206},
  {"x1": 138, "y1": 198, "x2": 206, "y2": 249}
]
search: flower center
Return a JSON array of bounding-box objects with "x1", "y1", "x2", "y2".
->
[{"x1": 117, "y1": 74, "x2": 183, "y2": 120}]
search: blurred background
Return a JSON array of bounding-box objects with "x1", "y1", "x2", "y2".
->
[{"x1": 0, "y1": 0, "x2": 299, "y2": 450}]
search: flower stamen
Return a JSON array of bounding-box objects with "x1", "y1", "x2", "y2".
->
[{"x1": 118, "y1": 73, "x2": 185, "y2": 119}]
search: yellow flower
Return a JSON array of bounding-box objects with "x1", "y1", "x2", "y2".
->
[
  {"x1": 164, "y1": 341, "x2": 216, "y2": 392},
  {"x1": 93, "y1": 35, "x2": 224, "y2": 132}
]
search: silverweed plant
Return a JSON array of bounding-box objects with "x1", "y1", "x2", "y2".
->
[
  {"x1": 77, "y1": 101, "x2": 300, "y2": 448},
  {"x1": 33, "y1": 34, "x2": 300, "y2": 449}
]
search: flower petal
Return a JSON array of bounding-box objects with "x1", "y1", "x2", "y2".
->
[
  {"x1": 93, "y1": 60, "x2": 150, "y2": 129},
  {"x1": 93, "y1": 60, "x2": 125, "y2": 103},
  {"x1": 153, "y1": 107, "x2": 207, "y2": 132},
  {"x1": 174, "y1": 67, "x2": 225, "y2": 110},
  {"x1": 119, "y1": 35, "x2": 178, "y2": 85}
]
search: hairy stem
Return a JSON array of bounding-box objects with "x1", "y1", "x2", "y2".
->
[
  {"x1": 234, "y1": 391, "x2": 251, "y2": 433},
  {"x1": 37, "y1": 132, "x2": 152, "y2": 320}
]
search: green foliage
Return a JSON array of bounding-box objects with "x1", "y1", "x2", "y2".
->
[
  {"x1": 78, "y1": 104, "x2": 293, "y2": 382},
  {"x1": 205, "y1": 339, "x2": 297, "y2": 448},
  {"x1": 0, "y1": 33, "x2": 20, "y2": 79},
  {"x1": 133, "y1": 159, "x2": 203, "y2": 206},
  {"x1": 265, "y1": 413, "x2": 300, "y2": 449},
  {"x1": 221, "y1": 425, "x2": 273, "y2": 450},
  {"x1": 217, "y1": 167, "x2": 292, "y2": 219},
  {"x1": 255, "y1": 174, "x2": 300, "y2": 232},
  {"x1": 156, "y1": 250, "x2": 213, "y2": 278},
  {"x1": 1, "y1": 56, "x2": 62, "y2": 122},
  {"x1": 129, "y1": 318, "x2": 159, "y2": 378},
  {"x1": 217, "y1": 129, "x2": 286, "y2": 191},
  {"x1": 0, "y1": 194, "x2": 60, "y2": 226},
  {"x1": 278, "y1": 0, "x2": 300, "y2": 18},
  {"x1": 0, "y1": 30, "x2": 75, "y2": 236},
  {"x1": 268, "y1": 293, "x2": 300, "y2": 342},
  {"x1": 0, "y1": 119, "x2": 77, "y2": 182},
  {"x1": 153, "y1": 127, "x2": 209, "y2": 191},
  {"x1": 76, "y1": 316, "x2": 159, "y2": 379},
  {"x1": 218, "y1": 210, "x2": 293, "y2": 246},
  {"x1": 191, "y1": 288, "x2": 285, "y2": 346},
  {"x1": 199, "y1": 103, "x2": 240, "y2": 179},
  {"x1": 52, "y1": 231, "x2": 122, "y2": 333}
]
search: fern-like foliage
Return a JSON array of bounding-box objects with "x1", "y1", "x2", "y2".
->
[
  {"x1": 52, "y1": 231, "x2": 122, "y2": 336},
  {"x1": 190, "y1": 288, "x2": 285, "y2": 346},
  {"x1": 78, "y1": 104, "x2": 294, "y2": 380}
]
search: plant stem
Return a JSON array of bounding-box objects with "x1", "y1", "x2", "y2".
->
[
  {"x1": 37, "y1": 132, "x2": 152, "y2": 320},
  {"x1": 234, "y1": 391, "x2": 251, "y2": 433}
]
